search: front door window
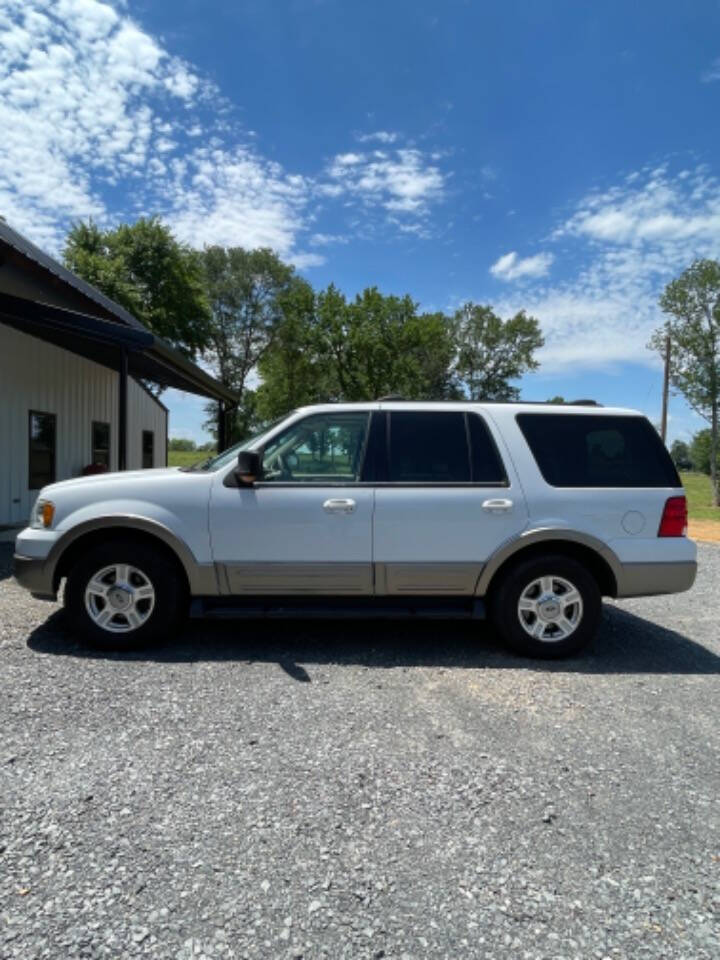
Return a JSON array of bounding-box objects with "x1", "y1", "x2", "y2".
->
[{"x1": 260, "y1": 413, "x2": 370, "y2": 483}]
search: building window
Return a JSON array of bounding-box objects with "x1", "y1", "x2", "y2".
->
[
  {"x1": 92, "y1": 421, "x2": 111, "y2": 468},
  {"x1": 142, "y1": 430, "x2": 154, "y2": 468},
  {"x1": 29, "y1": 411, "x2": 56, "y2": 489}
]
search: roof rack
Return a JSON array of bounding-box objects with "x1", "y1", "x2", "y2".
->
[{"x1": 374, "y1": 396, "x2": 602, "y2": 406}]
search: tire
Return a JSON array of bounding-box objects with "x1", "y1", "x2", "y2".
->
[
  {"x1": 490, "y1": 553, "x2": 601, "y2": 659},
  {"x1": 64, "y1": 538, "x2": 186, "y2": 650}
]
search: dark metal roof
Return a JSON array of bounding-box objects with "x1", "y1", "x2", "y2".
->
[
  {"x1": 0, "y1": 219, "x2": 146, "y2": 330},
  {"x1": 0, "y1": 291, "x2": 238, "y2": 405},
  {"x1": 0, "y1": 220, "x2": 238, "y2": 406}
]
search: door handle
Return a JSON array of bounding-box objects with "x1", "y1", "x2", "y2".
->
[
  {"x1": 482, "y1": 498, "x2": 513, "y2": 513},
  {"x1": 323, "y1": 498, "x2": 356, "y2": 514}
]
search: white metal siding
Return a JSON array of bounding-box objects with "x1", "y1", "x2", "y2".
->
[
  {"x1": 127, "y1": 378, "x2": 168, "y2": 471},
  {"x1": 0, "y1": 323, "x2": 166, "y2": 526}
]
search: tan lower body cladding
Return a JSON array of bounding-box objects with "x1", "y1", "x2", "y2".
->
[{"x1": 219, "y1": 562, "x2": 483, "y2": 596}]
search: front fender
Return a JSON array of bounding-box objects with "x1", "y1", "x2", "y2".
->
[{"x1": 46, "y1": 513, "x2": 219, "y2": 596}]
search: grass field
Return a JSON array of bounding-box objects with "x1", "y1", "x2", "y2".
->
[
  {"x1": 168, "y1": 449, "x2": 214, "y2": 468},
  {"x1": 680, "y1": 471, "x2": 720, "y2": 523}
]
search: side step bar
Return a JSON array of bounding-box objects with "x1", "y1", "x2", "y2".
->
[{"x1": 190, "y1": 597, "x2": 487, "y2": 621}]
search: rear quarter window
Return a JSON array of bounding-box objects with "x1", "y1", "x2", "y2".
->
[{"x1": 516, "y1": 414, "x2": 681, "y2": 488}]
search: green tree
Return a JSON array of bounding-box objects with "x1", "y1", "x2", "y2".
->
[
  {"x1": 314, "y1": 285, "x2": 456, "y2": 401},
  {"x1": 168, "y1": 438, "x2": 197, "y2": 452},
  {"x1": 257, "y1": 289, "x2": 544, "y2": 415},
  {"x1": 689, "y1": 430, "x2": 720, "y2": 475},
  {"x1": 199, "y1": 246, "x2": 299, "y2": 441},
  {"x1": 255, "y1": 281, "x2": 329, "y2": 420},
  {"x1": 63, "y1": 219, "x2": 211, "y2": 358},
  {"x1": 453, "y1": 304, "x2": 543, "y2": 400},
  {"x1": 257, "y1": 284, "x2": 458, "y2": 415},
  {"x1": 669, "y1": 438, "x2": 691, "y2": 470},
  {"x1": 651, "y1": 260, "x2": 720, "y2": 505}
]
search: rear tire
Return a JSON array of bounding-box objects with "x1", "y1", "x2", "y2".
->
[
  {"x1": 64, "y1": 539, "x2": 186, "y2": 650},
  {"x1": 490, "y1": 554, "x2": 601, "y2": 659}
]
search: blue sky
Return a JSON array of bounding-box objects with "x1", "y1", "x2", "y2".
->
[{"x1": 3, "y1": 0, "x2": 720, "y2": 443}]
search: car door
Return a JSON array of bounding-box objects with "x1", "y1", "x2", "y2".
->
[
  {"x1": 209, "y1": 410, "x2": 374, "y2": 594},
  {"x1": 372, "y1": 408, "x2": 528, "y2": 595}
]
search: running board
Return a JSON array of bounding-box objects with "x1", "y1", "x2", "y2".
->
[{"x1": 190, "y1": 597, "x2": 486, "y2": 621}]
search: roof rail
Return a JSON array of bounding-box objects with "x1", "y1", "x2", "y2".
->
[{"x1": 374, "y1": 396, "x2": 603, "y2": 406}]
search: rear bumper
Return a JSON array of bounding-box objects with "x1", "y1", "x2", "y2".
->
[
  {"x1": 615, "y1": 560, "x2": 697, "y2": 598},
  {"x1": 12, "y1": 554, "x2": 56, "y2": 600}
]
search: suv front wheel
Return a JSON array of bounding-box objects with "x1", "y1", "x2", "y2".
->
[
  {"x1": 64, "y1": 539, "x2": 185, "y2": 650},
  {"x1": 491, "y1": 554, "x2": 601, "y2": 659}
]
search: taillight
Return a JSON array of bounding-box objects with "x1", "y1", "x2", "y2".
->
[{"x1": 658, "y1": 496, "x2": 687, "y2": 537}]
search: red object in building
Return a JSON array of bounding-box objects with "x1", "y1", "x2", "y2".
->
[{"x1": 81, "y1": 463, "x2": 109, "y2": 476}]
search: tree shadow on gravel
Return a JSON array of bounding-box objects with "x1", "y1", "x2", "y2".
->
[{"x1": 26, "y1": 603, "x2": 720, "y2": 677}]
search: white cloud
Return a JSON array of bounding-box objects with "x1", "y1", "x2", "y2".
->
[
  {"x1": 164, "y1": 147, "x2": 311, "y2": 254},
  {"x1": 490, "y1": 250, "x2": 554, "y2": 281},
  {"x1": 355, "y1": 130, "x2": 398, "y2": 144},
  {"x1": 287, "y1": 251, "x2": 326, "y2": 269},
  {"x1": 701, "y1": 57, "x2": 720, "y2": 82},
  {"x1": 325, "y1": 147, "x2": 446, "y2": 217},
  {"x1": 333, "y1": 152, "x2": 363, "y2": 166},
  {"x1": 498, "y1": 164, "x2": 720, "y2": 372},
  {"x1": 0, "y1": 0, "x2": 451, "y2": 262},
  {"x1": 0, "y1": 0, "x2": 203, "y2": 246},
  {"x1": 164, "y1": 64, "x2": 199, "y2": 101},
  {"x1": 555, "y1": 164, "x2": 720, "y2": 247},
  {"x1": 310, "y1": 232, "x2": 348, "y2": 246}
]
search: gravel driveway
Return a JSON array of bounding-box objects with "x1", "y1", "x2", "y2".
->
[{"x1": 1, "y1": 543, "x2": 718, "y2": 960}]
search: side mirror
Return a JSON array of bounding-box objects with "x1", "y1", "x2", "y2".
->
[{"x1": 235, "y1": 450, "x2": 261, "y2": 485}]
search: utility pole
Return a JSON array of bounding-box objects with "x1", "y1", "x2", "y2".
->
[{"x1": 660, "y1": 333, "x2": 670, "y2": 444}]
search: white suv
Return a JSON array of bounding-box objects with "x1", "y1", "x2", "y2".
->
[{"x1": 13, "y1": 401, "x2": 696, "y2": 658}]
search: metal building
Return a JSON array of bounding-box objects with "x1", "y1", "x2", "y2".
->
[{"x1": 0, "y1": 220, "x2": 237, "y2": 528}]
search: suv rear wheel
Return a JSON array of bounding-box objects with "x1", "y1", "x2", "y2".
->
[
  {"x1": 64, "y1": 539, "x2": 185, "y2": 650},
  {"x1": 491, "y1": 554, "x2": 601, "y2": 658}
]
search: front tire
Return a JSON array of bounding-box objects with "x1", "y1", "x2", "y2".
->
[
  {"x1": 490, "y1": 554, "x2": 601, "y2": 659},
  {"x1": 64, "y1": 539, "x2": 185, "y2": 650}
]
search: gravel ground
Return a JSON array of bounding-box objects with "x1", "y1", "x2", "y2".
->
[{"x1": 1, "y1": 543, "x2": 718, "y2": 960}]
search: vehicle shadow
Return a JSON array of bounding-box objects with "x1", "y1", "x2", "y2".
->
[
  {"x1": 0, "y1": 543, "x2": 14, "y2": 582},
  {"x1": 26, "y1": 603, "x2": 720, "y2": 677}
]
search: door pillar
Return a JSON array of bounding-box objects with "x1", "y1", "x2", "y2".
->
[
  {"x1": 217, "y1": 401, "x2": 227, "y2": 453},
  {"x1": 118, "y1": 346, "x2": 128, "y2": 470}
]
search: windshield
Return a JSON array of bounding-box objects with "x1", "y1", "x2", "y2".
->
[{"x1": 182, "y1": 415, "x2": 291, "y2": 472}]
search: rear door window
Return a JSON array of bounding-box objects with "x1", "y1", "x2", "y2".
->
[
  {"x1": 516, "y1": 414, "x2": 680, "y2": 487},
  {"x1": 388, "y1": 412, "x2": 470, "y2": 482},
  {"x1": 385, "y1": 411, "x2": 507, "y2": 484},
  {"x1": 467, "y1": 413, "x2": 508, "y2": 484}
]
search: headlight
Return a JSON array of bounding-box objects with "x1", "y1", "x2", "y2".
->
[{"x1": 31, "y1": 499, "x2": 55, "y2": 529}]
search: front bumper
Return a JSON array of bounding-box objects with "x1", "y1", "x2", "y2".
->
[{"x1": 12, "y1": 554, "x2": 56, "y2": 600}]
